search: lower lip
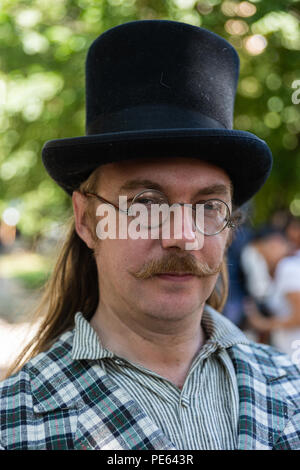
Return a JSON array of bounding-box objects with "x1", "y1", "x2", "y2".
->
[{"x1": 155, "y1": 274, "x2": 195, "y2": 282}]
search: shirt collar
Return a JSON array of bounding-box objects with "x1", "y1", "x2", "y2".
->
[
  {"x1": 72, "y1": 312, "x2": 113, "y2": 361},
  {"x1": 72, "y1": 305, "x2": 250, "y2": 361},
  {"x1": 201, "y1": 304, "x2": 250, "y2": 349}
]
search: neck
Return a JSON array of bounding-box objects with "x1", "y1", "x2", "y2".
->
[{"x1": 90, "y1": 301, "x2": 207, "y2": 388}]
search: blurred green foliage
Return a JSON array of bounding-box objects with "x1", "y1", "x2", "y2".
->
[
  {"x1": 13, "y1": 269, "x2": 51, "y2": 289},
  {"x1": 0, "y1": 0, "x2": 300, "y2": 238},
  {"x1": 0, "y1": 250, "x2": 52, "y2": 288}
]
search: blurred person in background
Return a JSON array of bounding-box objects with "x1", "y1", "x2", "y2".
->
[
  {"x1": 270, "y1": 209, "x2": 290, "y2": 232},
  {"x1": 245, "y1": 221, "x2": 300, "y2": 356},
  {"x1": 286, "y1": 216, "x2": 300, "y2": 250},
  {"x1": 241, "y1": 226, "x2": 291, "y2": 303}
]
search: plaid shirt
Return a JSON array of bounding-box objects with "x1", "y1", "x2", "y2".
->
[{"x1": 1, "y1": 308, "x2": 300, "y2": 450}]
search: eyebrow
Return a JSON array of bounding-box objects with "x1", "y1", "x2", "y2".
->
[{"x1": 119, "y1": 179, "x2": 232, "y2": 199}]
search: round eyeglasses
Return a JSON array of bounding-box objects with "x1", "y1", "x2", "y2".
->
[{"x1": 84, "y1": 189, "x2": 236, "y2": 236}]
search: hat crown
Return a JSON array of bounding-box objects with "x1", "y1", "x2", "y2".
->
[
  {"x1": 42, "y1": 20, "x2": 272, "y2": 208},
  {"x1": 85, "y1": 20, "x2": 240, "y2": 135}
]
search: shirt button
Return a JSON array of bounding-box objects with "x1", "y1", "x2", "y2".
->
[
  {"x1": 114, "y1": 359, "x2": 124, "y2": 365},
  {"x1": 180, "y1": 397, "x2": 190, "y2": 408}
]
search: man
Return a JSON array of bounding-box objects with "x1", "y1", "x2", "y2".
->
[{"x1": 1, "y1": 20, "x2": 300, "y2": 450}]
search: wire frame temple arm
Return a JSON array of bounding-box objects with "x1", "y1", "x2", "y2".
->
[{"x1": 83, "y1": 191, "x2": 128, "y2": 213}]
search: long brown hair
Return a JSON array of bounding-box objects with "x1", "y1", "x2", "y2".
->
[{"x1": 6, "y1": 169, "x2": 237, "y2": 378}]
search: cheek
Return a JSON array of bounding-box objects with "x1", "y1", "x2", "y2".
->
[
  {"x1": 96, "y1": 238, "x2": 153, "y2": 279},
  {"x1": 200, "y1": 233, "x2": 228, "y2": 264}
]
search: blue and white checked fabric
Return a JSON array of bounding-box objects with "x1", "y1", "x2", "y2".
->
[
  {"x1": 1, "y1": 306, "x2": 300, "y2": 450},
  {"x1": 71, "y1": 307, "x2": 249, "y2": 450}
]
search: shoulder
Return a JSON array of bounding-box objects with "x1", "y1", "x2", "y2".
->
[
  {"x1": 232, "y1": 339, "x2": 299, "y2": 367},
  {"x1": 0, "y1": 328, "x2": 75, "y2": 396},
  {"x1": 230, "y1": 341, "x2": 300, "y2": 416},
  {"x1": 231, "y1": 340, "x2": 300, "y2": 383},
  {"x1": 276, "y1": 254, "x2": 300, "y2": 277},
  {"x1": 0, "y1": 329, "x2": 75, "y2": 449},
  {"x1": 273, "y1": 255, "x2": 300, "y2": 292}
]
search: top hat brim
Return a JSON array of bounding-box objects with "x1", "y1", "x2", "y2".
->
[{"x1": 42, "y1": 128, "x2": 272, "y2": 207}]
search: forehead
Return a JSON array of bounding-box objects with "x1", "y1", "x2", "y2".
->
[{"x1": 97, "y1": 157, "x2": 232, "y2": 195}]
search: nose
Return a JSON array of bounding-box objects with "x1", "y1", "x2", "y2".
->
[{"x1": 160, "y1": 204, "x2": 204, "y2": 251}]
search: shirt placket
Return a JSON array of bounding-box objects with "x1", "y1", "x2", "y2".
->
[{"x1": 176, "y1": 341, "x2": 219, "y2": 450}]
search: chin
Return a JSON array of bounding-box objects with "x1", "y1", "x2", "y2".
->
[{"x1": 143, "y1": 296, "x2": 203, "y2": 321}]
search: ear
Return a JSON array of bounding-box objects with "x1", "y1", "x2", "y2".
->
[{"x1": 72, "y1": 191, "x2": 95, "y2": 249}]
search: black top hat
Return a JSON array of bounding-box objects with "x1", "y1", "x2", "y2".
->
[{"x1": 42, "y1": 20, "x2": 272, "y2": 207}]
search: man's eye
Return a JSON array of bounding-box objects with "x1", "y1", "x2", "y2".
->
[
  {"x1": 204, "y1": 203, "x2": 216, "y2": 210},
  {"x1": 136, "y1": 198, "x2": 153, "y2": 204},
  {"x1": 134, "y1": 198, "x2": 164, "y2": 205}
]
